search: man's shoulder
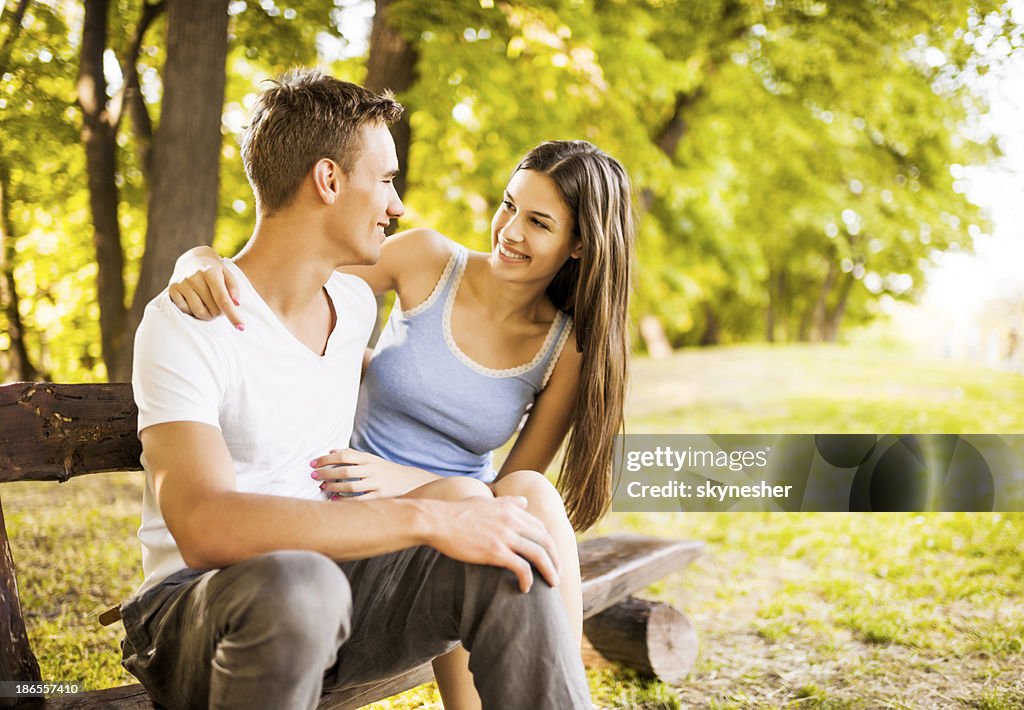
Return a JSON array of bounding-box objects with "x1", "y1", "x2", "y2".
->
[
  {"x1": 135, "y1": 290, "x2": 238, "y2": 364},
  {"x1": 327, "y1": 271, "x2": 377, "y2": 320},
  {"x1": 132, "y1": 291, "x2": 235, "y2": 431}
]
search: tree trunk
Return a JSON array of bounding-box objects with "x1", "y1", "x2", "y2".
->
[
  {"x1": 639, "y1": 89, "x2": 702, "y2": 212},
  {"x1": 123, "y1": 0, "x2": 230, "y2": 379},
  {"x1": 766, "y1": 267, "x2": 778, "y2": 343},
  {"x1": 769, "y1": 268, "x2": 789, "y2": 342},
  {"x1": 639, "y1": 315, "x2": 672, "y2": 358},
  {"x1": 122, "y1": 2, "x2": 167, "y2": 184},
  {"x1": 78, "y1": 0, "x2": 130, "y2": 382},
  {"x1": 796, "y1": 305, "x2": 813, "y2": 342},
  {"x1": 699, "y1": 302, "x2": 720, "y2": 346},
  {"x1": 0, "y1": 162, "x2": 37, "y2": 382},
  {"x1": 0, "y1": 0, "x2": 30, "y2": 76},
  {"x1": 811, "y1": 260, "x2": 838, "y2": 341},
  {"x1": 823, "y1": 272, "x2": 854, "y2": 342},
  {"x1": 364, "y1": 0, "x2": 419, "y2": 344},
  {"x1": 366, "y1": 0, "x2": 419, "y2": 203}
]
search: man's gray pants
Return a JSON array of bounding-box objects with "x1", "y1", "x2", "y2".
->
[{"x1": 120, "y1": 547, "x2": 591, "y2": 709}]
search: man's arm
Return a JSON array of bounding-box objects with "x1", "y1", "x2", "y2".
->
[{"x1": 143, "y1": 421, "x2": 560, "y2": 592}]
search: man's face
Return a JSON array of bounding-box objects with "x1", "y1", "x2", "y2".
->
[{"x1": 331, "y1": 123, "x2": 404, "y2": 264}]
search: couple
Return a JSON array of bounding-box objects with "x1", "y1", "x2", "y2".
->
[{"x1": 125, "y1": 68, "x2": 633, "y2": 710}]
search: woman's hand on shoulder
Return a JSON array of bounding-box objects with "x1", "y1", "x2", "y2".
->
[{"x1": 168, "y1": 246, "x2": 244, "y2": 329}]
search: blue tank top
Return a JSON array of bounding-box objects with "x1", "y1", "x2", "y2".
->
[{"x1": 351, "y1": 245, "x2": 573, "y2": 481}]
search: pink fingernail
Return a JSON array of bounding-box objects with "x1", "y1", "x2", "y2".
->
[
  {"x1": 310, "y1": 471, "x2": 318, "y2": 479},
  {"x1": 236, "y1": 323, "x2": 246, "y2": 332},
  {"x1": 309, "y1": 460, "x2": 318, "y2": 467},
  {"x1": 319, "y1": 482, "x2": 325, "y2": 490},
  {"x1": 232, "y1": 297, "x2": 240, "y2": 306}
]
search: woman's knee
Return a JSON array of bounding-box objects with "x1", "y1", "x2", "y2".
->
[
  {"x1": 410, "y1": 475, "x2": 494, "y2": 502},
  {"x1": 492, "y1": 471, "x2": 568, "y2": 522}
]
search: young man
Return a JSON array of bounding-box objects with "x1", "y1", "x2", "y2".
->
[{"x1": 125, "y1": 70, "x2": 591, "y2": 709}]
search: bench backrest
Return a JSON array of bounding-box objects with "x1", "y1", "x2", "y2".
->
[{"x1": 0, "y1": 382, "x2": 141, "y2": 483}]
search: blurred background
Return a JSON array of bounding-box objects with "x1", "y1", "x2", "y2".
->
[
  {"x1": 3, "y1": 2, "x2": 1024, "y2": 708},
  {"x1": 1, "y1": 0, "x2": 1022, "y2": 390}
]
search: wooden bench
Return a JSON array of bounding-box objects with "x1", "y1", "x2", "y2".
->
[{"x1": 1, "y1": 382, "x2": 703, "y2": 709}]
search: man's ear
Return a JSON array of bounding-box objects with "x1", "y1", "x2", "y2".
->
[{"x1": 313, "y1": 158, "x2": 342, "y2": 206}]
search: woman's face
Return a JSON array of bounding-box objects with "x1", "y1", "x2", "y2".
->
[{"x1": 489, "y1": 169, "x2": 579, "y2": 283}]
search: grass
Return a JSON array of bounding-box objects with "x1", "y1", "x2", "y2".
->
[
  {"x1": 626, "y1": 343, "x2": 1024, "y2": 434},
  {"x1": 4, "y1": 342, "x2": 1024, "y2": 708},
  {"x1": 591, "y1": 511, "x2": 1023, "y2": 709}
]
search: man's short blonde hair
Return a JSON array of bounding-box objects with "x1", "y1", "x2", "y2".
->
[{"x1": 240, "y1": 69, "x2": 404, "y2": 214}]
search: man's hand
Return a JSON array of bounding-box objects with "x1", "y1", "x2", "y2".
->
[
  {"x1": 422, "y1": 496, "x2": 561, "y2": 594},
  {"x1": 311, "y1": 449, "x2": 440, "y2": 499}
]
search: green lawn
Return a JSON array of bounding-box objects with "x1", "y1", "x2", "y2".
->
[
  {"x1": 4, "y1": 343, "x2": 1023, "y2": 708},
  {"x1": 626, "y1": 343, "x2": 1024, "y2": 434}
]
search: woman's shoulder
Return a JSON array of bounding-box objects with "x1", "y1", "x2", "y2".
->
[
  {"x1": 384, "y1": 228, "x2": 458, "y2": 269},
  {"x1": 385, "y1": 229, "x2": 463, "y2": 311}
]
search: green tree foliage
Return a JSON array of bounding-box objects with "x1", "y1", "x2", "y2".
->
[
  {"x1": 1, "y1": 1, "x2": 91, "y2": 378},
  {"x1": 385, "y1": 0, "x2": 1013, "y2": 347},
  {"x1": 0, "y1": 0, "x2": 1018, "y2": 380}
]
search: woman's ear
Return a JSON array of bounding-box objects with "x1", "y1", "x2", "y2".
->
[
  {"x1": 571, "y1": 241, "x2": 583, "y2": 259},
  {"x1": 313, "y1": 158, "x2": 341, "y2": 206}
]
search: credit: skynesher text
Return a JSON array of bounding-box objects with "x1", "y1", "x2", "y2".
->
[{"x1": 627, "y1": 480, "x2": 793, "y2": 501}]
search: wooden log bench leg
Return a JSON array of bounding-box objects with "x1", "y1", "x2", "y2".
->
[
  {"x1": 583, "y1": 596, "x2": 698, "y2": 684},
  {"x1": 1, "y1": 495, "x2": 43, "y2": 710}
]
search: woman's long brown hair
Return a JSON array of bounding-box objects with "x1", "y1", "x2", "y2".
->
[{"x1": 515, "y1": 141, "x2": 635, "y2": 531}]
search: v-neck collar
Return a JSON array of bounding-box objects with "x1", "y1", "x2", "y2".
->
[{"x1": 227, "y1": 260, "x2": 341, "y2": 359}]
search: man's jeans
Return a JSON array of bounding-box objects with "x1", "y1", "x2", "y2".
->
[{"x1": 120, "y1": 547, "x2": 591, "y2": 709}]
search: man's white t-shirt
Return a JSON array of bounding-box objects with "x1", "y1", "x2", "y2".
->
[{"x1": 131, "y1": 260, "x2": 376, "y2": 595}]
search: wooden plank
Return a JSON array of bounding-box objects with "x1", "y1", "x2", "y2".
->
[
  {"x1": 44, "y1": 685, "x2": 153, "y2": 709},
  {"x1": 578, "y1": 534, "x2": 704, "y2": 618},
  {"x1": 1, "y1": 495, "x2": 42, "y2": 710},
  {"x1": 39, "y1": 666, "x2": 434, "y2": 709},
  {"x1": 0, "y1": 383, "x2": 140, "y2": 483},
  {"x1": 317, "y1": 664, "x2": 435, "y2": 710}
]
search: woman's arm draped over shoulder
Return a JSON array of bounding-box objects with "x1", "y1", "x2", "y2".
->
[
  {"x1": 340, "y1": 228, "x2": 454, "y2": 300},
  {"x1": 166, "y1": 230, "x2": 456, "y2": 325}
]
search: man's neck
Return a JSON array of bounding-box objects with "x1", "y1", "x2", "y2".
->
[{"x1": 233, "y1": 213, "x2": 335, "y2": 318}]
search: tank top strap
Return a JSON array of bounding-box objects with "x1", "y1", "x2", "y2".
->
[
  {"x1": 401, "y1": 244, "x2": 467, "y2": 319},
  {"x1": 539, "y1": 311, "x2": 574, "y2": 389}
]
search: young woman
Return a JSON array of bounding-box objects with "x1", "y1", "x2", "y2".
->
[{"x1": 167, "y1": 140, "x2": 634, "y2": 709}]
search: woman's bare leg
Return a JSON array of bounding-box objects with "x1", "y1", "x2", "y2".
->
[
  {"x1": 400, "y1": 476, "x2": 492, "y2": 502},
  {"x1": 491, "y1": 470, "x2": 583, "y2": 646},
  {"x1": 430, "y1": 644, "x2": 481, "y2": 710}
]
